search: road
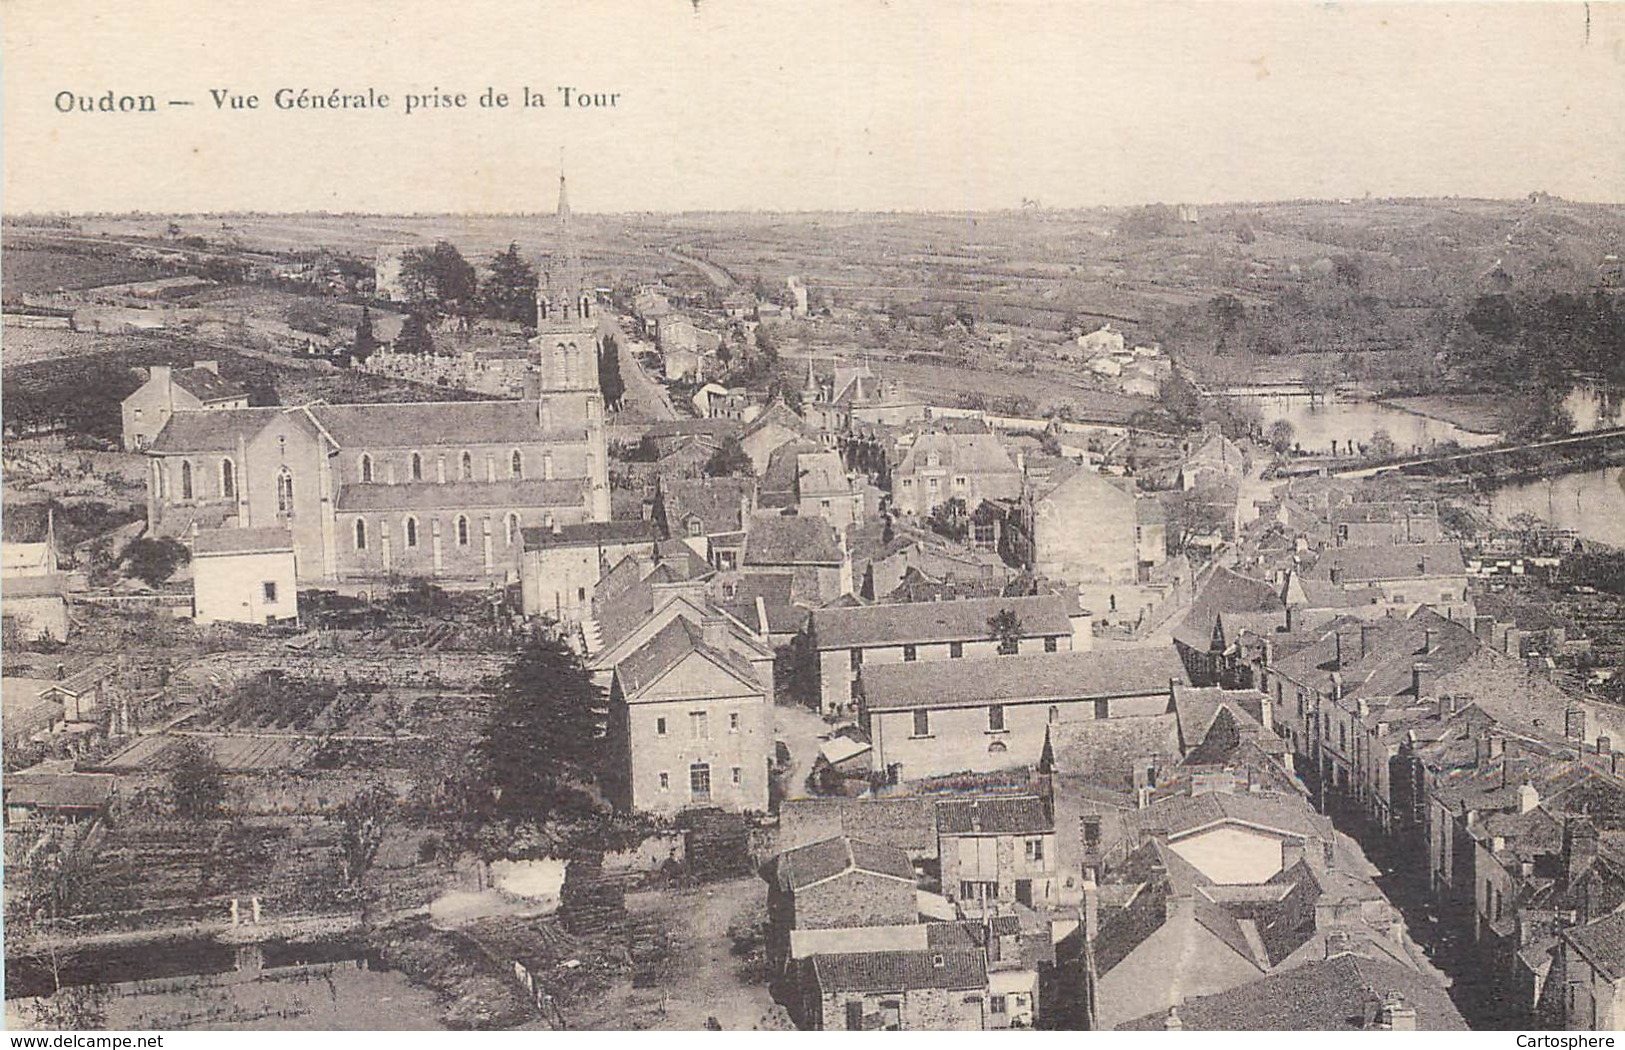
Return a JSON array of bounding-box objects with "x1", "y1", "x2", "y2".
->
[
  {"x1": 603, "y1": 314, "x2": 679, "y2": 422},
  {"x1": 664, "y1": 248, "x2": 735, "y2": 291}
]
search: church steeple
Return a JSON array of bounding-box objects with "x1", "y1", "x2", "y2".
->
[{"x1": 537, "y1": 169, "x2": 592, "y2": 330}]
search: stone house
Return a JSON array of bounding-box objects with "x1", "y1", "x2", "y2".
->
[
  {"x1": 518, "y1": 519, "x2": 658, "y2": 622},
  {"x1": 742, "y1": 513, "x2": 849, "y2": 607},
  {"x1": 892, "y1": 429, "x2": 1023, "y2": 518},
  {"x1": 604, "y1": 615, "x2": 772, "y2": 817},
  {"x1": 936, "y1": 796, "x2": 1058, "y2": 910},
  {"x1": 765, "y1": 835, "x2": 920, "y2": 978},
  {"x1": 807, "y1": 593, "x2": 1085, "y2": 714},
  {"x1": 191, "y1": 526, "x2": 299, "y2": 626},
  {"x1": 859, "y1": 647, "x2": 1186, "y2": 781},
  {"x1": 121, "y1": 360, "x2": 248, "y2": 451},
  {"x1": 804, "y1": 949, "x2": 992, "y2": 1030}
]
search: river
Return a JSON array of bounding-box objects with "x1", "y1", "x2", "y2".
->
[
  {"x1": 1487, "y1": 467, "x2": 1625, "y2": 548},
  {"x1": 1237, "y1": 392, "x2": 1500, "y2": 456}
]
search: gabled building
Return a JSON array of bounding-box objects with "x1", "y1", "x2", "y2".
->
[
  {"x1": 604, "y1": 616, "x2": 772, "y2": 817},
  {"x1": 936, "y1": 796, "x2": 1058, "y2": 910},
  {"x1": 892, "y1": 429, "x2": 1022, "y2": 518},
  {"x1": 655, "y1": 476, "x2": 755, "y2": 569},
  {"x1": 121, "y1": 360, "x2": 249, "y2": 451},
  {"x1": 191, "y1": 526, "x2": 298, "y2": 625},
  {"x1": 518, "y1": 519, "x2": 658, "y2": 622},
  {"x1": 807, "y1": 593, "x2": 1085, "y2": 713}
]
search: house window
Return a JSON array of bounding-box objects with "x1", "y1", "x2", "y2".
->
[
  {"x1": 360, "y1": 454, "x2": 373, "y2": 482},
  {"x1": 690, "y1": 763, "x2": 711, "y2": 800},
  {"x1": 903, "y1": 644, "x2": 917, "y2": 662},
  {"x1": 404, "y1": 516, "x2": 419, "y2": 548},
  {"x1": 850, "y1": 649, "x2": 864, "y2": 671},
  {"x1": 506, "y1": 512, "x2": 520, "y2": 546},
  {"x1": 543, "y1": 452, "x2": 555, "y2": 480},
  {"x1": 460, "y1": 451, "x2": 473, "y2": 480},
  {"x1": 954, "y1": 476, "x2": 967, "y2": 489},
  {"x1": 1026, "y1": 838, "x2": 1045, "y2": 862},
  {"x1": 410, "y1": 452, "x2": 423, "y2": 481},
  {"x1": 221, "y1": 459, "x2": 235, "y2": 499},
  {"x1": 989, "y1": 704, "x2": 1005, "y2": 732},
  {"x1": 1083, "y1": 818, "x2": 1101, "y2": 849},
  {"x1": 456, "y1": 515, "x2": 470, "y2": 546},
  {"x1": 511, "y1": 450, "x2": 524, "y2": 478},
  {"x1": 850, "y1": 680, "x2": 862, "y2": 701},
  {"x1": 687, "y1": 519, "x2": 704, "y2": 537},
  {"x1": 950, "y1": 642, "x2": 964, "y2": 659},
  {"x1": 999, "y1": 637, "x2": 1019, "y2": 656},
  {"x1": 913, "y1": 709, "x2": 930, "y2": 737},
  {"x1": 276, "y1": 468, "x2": 294, "y2": 513},
  {"x1": 262, "y1": 581, "x2": 278, "y2": 603},
  {"x1": 845, "y1": 1001, "x2": 863, "y2": 1031},
  {"x1": 658, "y1": 772, "x2": 670, "y2": 791},
  {"x1": 729, "y1": 712, "x2": 740, "y2": 733},
  {"x1": 1044, "y1": 636, "x2": 1059, "y2": 653},
  {"x1": 656, "y1": 717, "x2": 667, "y2": 736},
  {"x1": 1094, "y1": 698, "x2": 1110, "y2": 720},
  {"x1": 180, "y1": 460, "x2": 193, "y2": 500},
  {"x1": 732, "y1": 766, "x2": 742, "y2": 786},
  {"x1": 355, "y1": 518, "x2": 368, "y2": 550},
  {"x1": 690, "y1": 710, "x2": 709, "y2": 740},
  {"x1": 1049, "y1": 705, "x2": 1060, "y2": 724}
]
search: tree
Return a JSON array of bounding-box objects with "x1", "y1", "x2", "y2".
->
[
  {"x1": 704, "y1": 435, "x2": 755, "y2": 478},
  {"x1": 337, "y1": 782, "x2": 393, "y2": 886},
  {"x1": 475, "y1": 632, "x2": 603, "y2": 818},
  {"x1": 1266, "y1": 419, "x2": 1296, "y2": 455},
  {"x1": 1367, "y1": 429, "x2": 1398, "y2": 461},
  {"x1": 399, "y1": 240, "x2": 477, "y2": 315},
  {"x1": 121, "y1": 537, "x2": 190, "y2": 588},
  {"x1": 169, "y1": 738, "x2": 224, "y2": 819},
  {"x1": 351, "y1": 306, "x2": 378, "y2": 365},
  {"x1": 755, "y1": 323, "x2": 780, "y2": 360},
  {"x1": 395, "y1": 311, "x2": 435, "y2": 356},
  {"x1": 598, "y1": 336, "x2": 626, "y2": 411},
  {"x1": 988, "y1": 608, "x2": 1024, "y2": 656},
  {"x1": 482, "y1": 242, "x2": 538, "y2": 325}
]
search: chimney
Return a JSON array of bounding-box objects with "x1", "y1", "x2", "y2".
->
[
  {"x1": 1381, "y1": 992, "x2": 1417, "y2": 1031},
  {"x1": 1599, "y1": 736, "x2": 1612, "y2": 756},
  {"x1": 1163, "y1": 1007, "x2": 1184, "y2": 1032},
  {"x1": 1422, "y1": 627, "x2": 1436, "y2": 655},
  {"x1": 1359, "y1": 624, "x2": 1374, "y2": 659},
  {"x1": 1488, "y1": 733, "x2": 1506, "y2": 760},
  {"x1": 1281, "y1": 837, "x2": 1306, "y2": 871},
  {"x1": 1082, "y1": 876, "x2": 1099, "y2": 945},
  {"x1": 1566, "y1": 707, "x2": 1588, "y2": 744},
  {"x1": 1164, "y1": 892, "x2": 1195, "y2": 924},
  {"x1": 1614, "y1": 752, "x2": 1622, "y2": 777},
  {"x1": 55, "y1": 662, "x2": 66, "y2": 681},
  {"x1": 1329, "y1": 566, "x2": 1344, "y2": 585},
  {"x1": 150, "y1": 364, "x2": 173, "y2": 387},
  {"x1": 1411, "y1": 662, "x2": 1435, "y2": 699},
  {"x1": 194, "y1": 359, "x2": 219, "y2": 375},
  {"x1": 1325, "y1": 930, "x2": 1353, "y2": 959},
  {"x1": 1565, "y1": 816, "x2": 1599, "y2": 887},
  {"x1": 1517, "y1": 781, "x2": 1540, "y2": 815}
]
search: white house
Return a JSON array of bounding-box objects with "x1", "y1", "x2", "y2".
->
[{"x1": 191, "y1": 527, "x2": 298, "y2": 626}]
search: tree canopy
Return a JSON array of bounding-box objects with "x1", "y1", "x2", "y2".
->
[
  {"x1": 399, "y1": 240, "x2": 477, "y2": 315},
  {"x1": 474, "y1": 632, "x2": 603, "y2": 819},
  {"x1": 703, "y1": 435, "x2": 755, "y2": 478},
  {"x1": 598, "y1": 336, "x2": 626, "y2": 411},
  {"x1": 482, "y1": 242, "x2": 538, "y2": 325}
]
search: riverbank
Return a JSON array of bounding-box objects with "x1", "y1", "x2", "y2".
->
[{"x1": 1378, "y1": 394, "x2": 1510, "y2": 435}]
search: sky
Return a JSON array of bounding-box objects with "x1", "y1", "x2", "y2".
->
[{"x1": 3, "y1": 0, "x2": 1623, "y2": 213}]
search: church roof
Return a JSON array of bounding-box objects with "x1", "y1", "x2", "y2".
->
[{"x1": 334, "y1": 478, "x2": 587, "y2": 512}]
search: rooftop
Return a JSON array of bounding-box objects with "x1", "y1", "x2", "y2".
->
[
  {"x1": 810, "y1": 948, "x2": 987, "y2": 994},
  {"x1": 936, "y1": 795, "x2": 1053, "y2": 836},
  {"x1": 334, "y1": 478, "x2": 586, "y2": 512},
  {"x1": 521, "y1": 519, "x2": 656, "y2": 551},
  {"x1": 743, "y1": 513, "x2": 843, "y2": 567},
  {"x1": 771, "y1": 835, "x2": 916, "y2": 892},
  {"x1": 811, "y1": 593, "x2": 1074, "y2": 651},
  {"x1": 862, "y1": 646, "x2": 1185, "y2": 712},
  {"x1": 192, "y1": 526, "x2": 294, "y2": 556}
]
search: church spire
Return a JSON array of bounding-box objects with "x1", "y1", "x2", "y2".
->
[{"x1": 537, "y1": 165, "x2": 591, "y2": 331}]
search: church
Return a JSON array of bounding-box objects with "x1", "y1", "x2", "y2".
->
[{"x1": 139, "y1": 175, "x2": 612, "y2": 588}]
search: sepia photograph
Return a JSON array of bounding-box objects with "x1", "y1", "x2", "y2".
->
[{"x1": 2, "y1": 0, "x2": 1624, "y2": 1035}]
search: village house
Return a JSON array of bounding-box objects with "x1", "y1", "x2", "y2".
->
[
  {"x1": 2, "y1": 772, "x2": 116, "y2": 826},
  {"x1": 742, "y1": 512, "x2": 849, "y2": 607},
  {"x1": 1000, "y1": 458, "x2": 1165, "y2": 605},
  {"x1": 741, "y1": 401, "x2": 825, "y2": 474},
  {"x1": 802, "y1": 949, "x2": 993, "y2": 1031},
  {"x1": 519, "y1": 519, "x2": 658, "y2": 622},
  {"x1": 603, "y1": 615, "x2": 772, "y2": 817},
  {"x1": 859, "y1": 647, "x2": 1186, "y2": 781},
  {"x1": 792, "y1": 450, "x2": 864, "y2": 531},
  {"x1": 891, "y1": 428, "x2": 1023, "y2": 518},
  {"x1": 1284, "y1": 542, "x2": 1472, "y2": 624},
  {"x1": 190, "y1": 526, "x2": 299, "y2": 626},
  {"x1": 2, "y1": 506, "x2": 70, "y2": 644},
  {"x1": 1557, "y1": 910, "x2": 1625, "y2": 1029},
  {"x1": 1177, "y1": 422, "x2": 1248, "y2": 492},
  {"x1": 936, "y1": 796, "x2": 1058, "y2": 910},
  {"x1": 655, "y1": 476, "x2": 755, "y2": 570},
  {"x1": 765, "y1": 835, "x2": 920, "y2": 979},
  {"x1": 121, "y1": 360, "x2": 249, "y2": 451},
  {"x1": 806, "y1": 593, "x2": 1085, "y2": 713}
]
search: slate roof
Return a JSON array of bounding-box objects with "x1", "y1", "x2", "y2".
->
[
  {"x1": 743, "y1": 513, "x2": 842, "y2": 567},
  {"x1": 796, "y1": 451, "x2": 850, "y2": 498},
  {"x1": 149, "y1": 407, "x2": 286, "y2": 453},
  {"x1": 172, "y1": 365, "x2": 247, "y2": 403},
  {"x1": 811, "y1": 593, "x2": 1073, "y2": 651},
  {"x1": 521, "y1": 519, "x2": 656, "y2": 551},
  {"x1": 760, "y1": 441, "x2": 824, "y2": 506},
  {"x1": 898, "y1": 430, "x2": 1020, "y2": 477},
  {"x1": 1132, "y1": 791, "x2": 1334, "y2": 843},
  {"x1": 1043, "y1": 715, "x2": 1183, "y2": 778},
  {"x1": 2, "y1": 773, "x2": 116, "y2": 810},
  {"x1": 659, "y1": 477, "x2": 755, "y2": 535},
  {"x1": 192, "y1": 527, "x2": 294, "y2": 556},
  {"x1": 935, "y1": 796, "x2": 1053, "y2": 836},
  {"x1": 771, "y1": 835, "x2": 916, "y2": 892},
  {"x1": 1301, "y1": 543, "x2": 1466, "y2": 582},
  {"x1": 810, "y1": 948, "x2": 987, "y2": 994},
  {"x1": 862, "y1": 647, "x2": 1185, "y2": 712},
  {"x1": 1173, "y1": 567, "x2": 1286, "y2": 650},
  {"x1": 1563, "y1": 909, "x2": 1625, "y2": 982},
  {"x1": 334, "y1": 478, "x2": 586, "y2": 512},
  {"x1": 777, "y1": 797, "x2": 941, "y2": 857},
  {"x1": 612, "y1": 617, "x2": 760, "y2": 701},
  {"x1": 1115, "y1": 955, "x2": 1467, "y2": 1031}
]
